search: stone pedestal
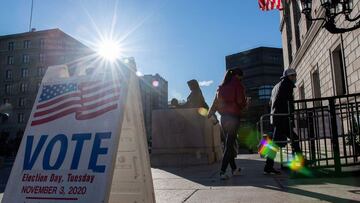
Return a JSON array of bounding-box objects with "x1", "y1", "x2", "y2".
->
[{"x1": 151, "y1": 108, "x2": 223, "y2": 167}]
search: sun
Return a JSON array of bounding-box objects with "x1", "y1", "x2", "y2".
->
[{"x1": 96, "y1": 39, "x2": 122, "y2": 62}]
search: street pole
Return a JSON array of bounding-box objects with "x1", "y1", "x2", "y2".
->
[{"x1": 29, "y1": 0, "x2": 34, "y2": 32}]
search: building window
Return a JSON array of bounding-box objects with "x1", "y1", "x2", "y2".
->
[
  {"x1": 7, "y1": 56, "x2": 14, "y2": 65},
  {"x1": 5, "y1": 84, "x2": 12, "y2": 94},
  {"x1": 299, "y1": 84, "x2": 305, "y2": 99},
  {"x1": 23, "y1": 55, "x2": 30, "y2": 64},
  {"x1": 58, "y1": 40, "x2": 65, "y2": 48},
  {"x1": 3, "y1": 98, "x2": 10, "y2": 104},
  {"x1": 20, "y1": 83, "x2": 28, "y2": 93},
  {"x1": 38, "y1": 67, "x2": 45, "y2": 76},
  {"x1": 60, "y1": 55, "x2": 66, "y2": 63},
  {"x1": 18, "y1": 98, "x2": 26, "y2": 107},
  {"x1": 39, "y1": 53, "x2": 45, "y2": 63},
  {"x1": 293, "y1": 2, "x2": 301, "y2": 50},
  {"x1": 270, "y1": 56, "x2": 281, "y2": 64},
  {"x1": 299, "y1": 84, "x2": 306, "y2": 108},
  {"x1": 21, "y1": 68, "x2": 29, "y2": 78},
  {"x1": 24, "y1": 40, "x2": 31, "y2": 48},
  {"x1": 8, "y1": 42, "x2": 14, "y2": 51},
  {"x1": 5, "y1": 70, "x2": 12, "y2": 80},
  {"x1": 40, "y1": 39, "x2": 45, "y2": 49},
  {"x1": 18, "y1": 113, "x2": 25, "y2": 123},
  {"x1": 311, "y1": 70, "x2": 321, "y2": 98},
  {"x1": 284, "y1": 1, "x2": 293, "y2": 66},
  {"x1": 258, "y1": 85, "x2": 273, "y2": 100},
  {"x1": 331, "y1": 45, "x2": 347, "y2": 96},
  {"x1": 311, "y1": 69, "x2": 322, "y2": 107},
  {"x1": 306, "y1": 18, "x2": 313, "y2": 31}
]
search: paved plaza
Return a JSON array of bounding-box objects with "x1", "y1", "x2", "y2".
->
[
  {"x1": 1, "y1": 154, "x2": 359, "y2": 202},
  {"x1": 0, "y1": 158, "x2": 13, "y2": 202},
  {"x1": 152, "y1": 154, "x2": 360, "y2": 203}
]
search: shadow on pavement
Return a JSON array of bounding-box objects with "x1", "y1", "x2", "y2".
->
[
  {"x1": 152, "y1": 154, "x2": 360, "y2": 203},
  {"x1": 0, "y1": 167, "x2": 12, "y2": 194},
  {"x1": 0, "y1": 157, "x2": 16, "y2": 194}
]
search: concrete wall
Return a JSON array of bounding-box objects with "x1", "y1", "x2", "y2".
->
[{"x1": 151, "y1": 108, "x2": 222, "y2": 167}]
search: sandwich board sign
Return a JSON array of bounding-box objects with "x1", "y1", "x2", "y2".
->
[{"x1": 2, "y1": 58, "x2": 155, "y2": 203}]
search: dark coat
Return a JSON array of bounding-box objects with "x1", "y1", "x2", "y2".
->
[{"x1": 270, "y1": 78, "x2": 295, "y2": 145}]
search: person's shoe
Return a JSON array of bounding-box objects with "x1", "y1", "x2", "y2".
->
[
  {"x1": 220, "y1": 172, "x2": 229, "y2": 180},
  {"x1": 232, "y1": 168, "x2": 242, "y2": 176},
  {"x1": 264, "y1": 167, "x2": 281, "y2": 175}
]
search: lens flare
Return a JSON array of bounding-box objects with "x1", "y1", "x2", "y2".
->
[
  {"x1": 136, "y1": 71, "x2": 143, "y2": 77},
  {"x1": 124, "y1": 58, "x2": 130, "y2": 64},
  {"x1": 96, "y1": 39, "x2": 121, "y2": 62},
  {"x1": 288, "y1": 154, "x2": 313, "y2": 176},
  {"x1": 288, "y1": 155, "x2": 304, "y2": 171},
  {"x1": 258, "y1": 135, "x2": 279, "y2": 160},
  {"x1": 238, "y1": 127, "x2": 262, "y2": 151},
  {"x1": 198, "y1": 107, "x2": 208, "y2": 117},
  {"x1": 152, "y1": 80, "x2": 159, "y2": 87}
]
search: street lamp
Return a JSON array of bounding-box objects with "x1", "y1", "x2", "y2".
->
[
  {"x1": 320, "y1": 0, "x2": 332, "y2": 9},
  {"x1": 297, "y1": 0, "x2": 360, "y2": 33},
  {"x1": 298, "y1": 0, "x2": 312, "y2": 14}
]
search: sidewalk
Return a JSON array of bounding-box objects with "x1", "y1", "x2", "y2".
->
[
  {"x1": 0, "y1": 154, "x2": 359, "y2": 202},
  {"x1": 152, "y1": 154, "x2": 360, "y2": 203},
  {"x1": 0, "y1": 157, "x2": 13, "y2": 202}
]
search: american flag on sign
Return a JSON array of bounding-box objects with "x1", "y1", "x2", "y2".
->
[
  {"x1": 31, "y1": 80, "x2": 121, "y2": 126},
  {"x1": 259, "y1": 0, "x2": 283, "y2": 11}
]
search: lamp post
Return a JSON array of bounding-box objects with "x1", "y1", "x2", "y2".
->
[{"x1": 297, "y1": 0, "x2": 360, "y2": 33}]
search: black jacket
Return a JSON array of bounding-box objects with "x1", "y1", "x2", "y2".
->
[{"x1": 270, "y1": 78, "x2": 295, "y2": 126}]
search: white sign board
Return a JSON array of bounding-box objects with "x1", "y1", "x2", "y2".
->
[{"x1": 2, "y1": 59, "x2": 155, "y2": 203}]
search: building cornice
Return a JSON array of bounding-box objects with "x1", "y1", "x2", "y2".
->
[{"x1": 0, "y1": 29, "x2": 61, "y2": 39}]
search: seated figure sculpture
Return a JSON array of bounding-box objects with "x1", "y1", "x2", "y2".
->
[{"x1": 171, "y1": 79, "x2": 208, "y2": 109}]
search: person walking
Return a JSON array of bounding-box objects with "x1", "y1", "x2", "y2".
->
[
  {"x1": 208, "y1": 68, "x2": 247, "y2": 180},
  {"x1": 265, "y1": 68, "x2": 302, "y2": 174}
]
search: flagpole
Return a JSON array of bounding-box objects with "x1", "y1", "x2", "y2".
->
[{"x1": 29, "y1": 0, "x2": 34, "y2": 31}]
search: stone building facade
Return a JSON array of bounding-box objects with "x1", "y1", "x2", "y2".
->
[
  {"x1": 281, "y1": 1, "x2": 360, "y2": 100},
  {"x1": 0, "y1": 29, "x2": 91, "y2": 140},
  {"x1": 139, "y1": 74, "x2": 168, "y2": 144}
]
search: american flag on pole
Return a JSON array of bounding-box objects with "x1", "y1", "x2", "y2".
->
[
  {"x1": 31, "y1": 80, "x2": 121, "y2": 126},
  {"x1": 259, "y1": 0, "x2": 283, "y2": 11}
]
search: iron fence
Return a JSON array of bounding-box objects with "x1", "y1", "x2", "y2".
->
[{"x1": 259, "y1": 93, "x2": 360, "y2": 174}]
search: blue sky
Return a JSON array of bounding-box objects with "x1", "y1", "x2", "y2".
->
[{"x1": 0, "y1": 0, "x2": 282, "y2": 104}]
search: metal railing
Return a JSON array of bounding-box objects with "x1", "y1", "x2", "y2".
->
[{"x1": 259, "y1": 93, "x2": 360, "y2": 174}]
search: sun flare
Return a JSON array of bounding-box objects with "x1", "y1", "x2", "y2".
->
[{"x1": 96, "y1": 39, "x2": 121, "y2": 62}]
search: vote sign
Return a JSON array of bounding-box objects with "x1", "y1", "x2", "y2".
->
[{"x1": 2, "y1": 64, "x2": 130, "y2": 203}]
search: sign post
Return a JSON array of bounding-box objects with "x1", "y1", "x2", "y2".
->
[{"x1": 2, "y1": 58, "x2": 155, "y2": 203}]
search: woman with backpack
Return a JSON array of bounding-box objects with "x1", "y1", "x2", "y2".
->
[{"x1": 208, "y1": 68, "x2": 247, "y2": 180}]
